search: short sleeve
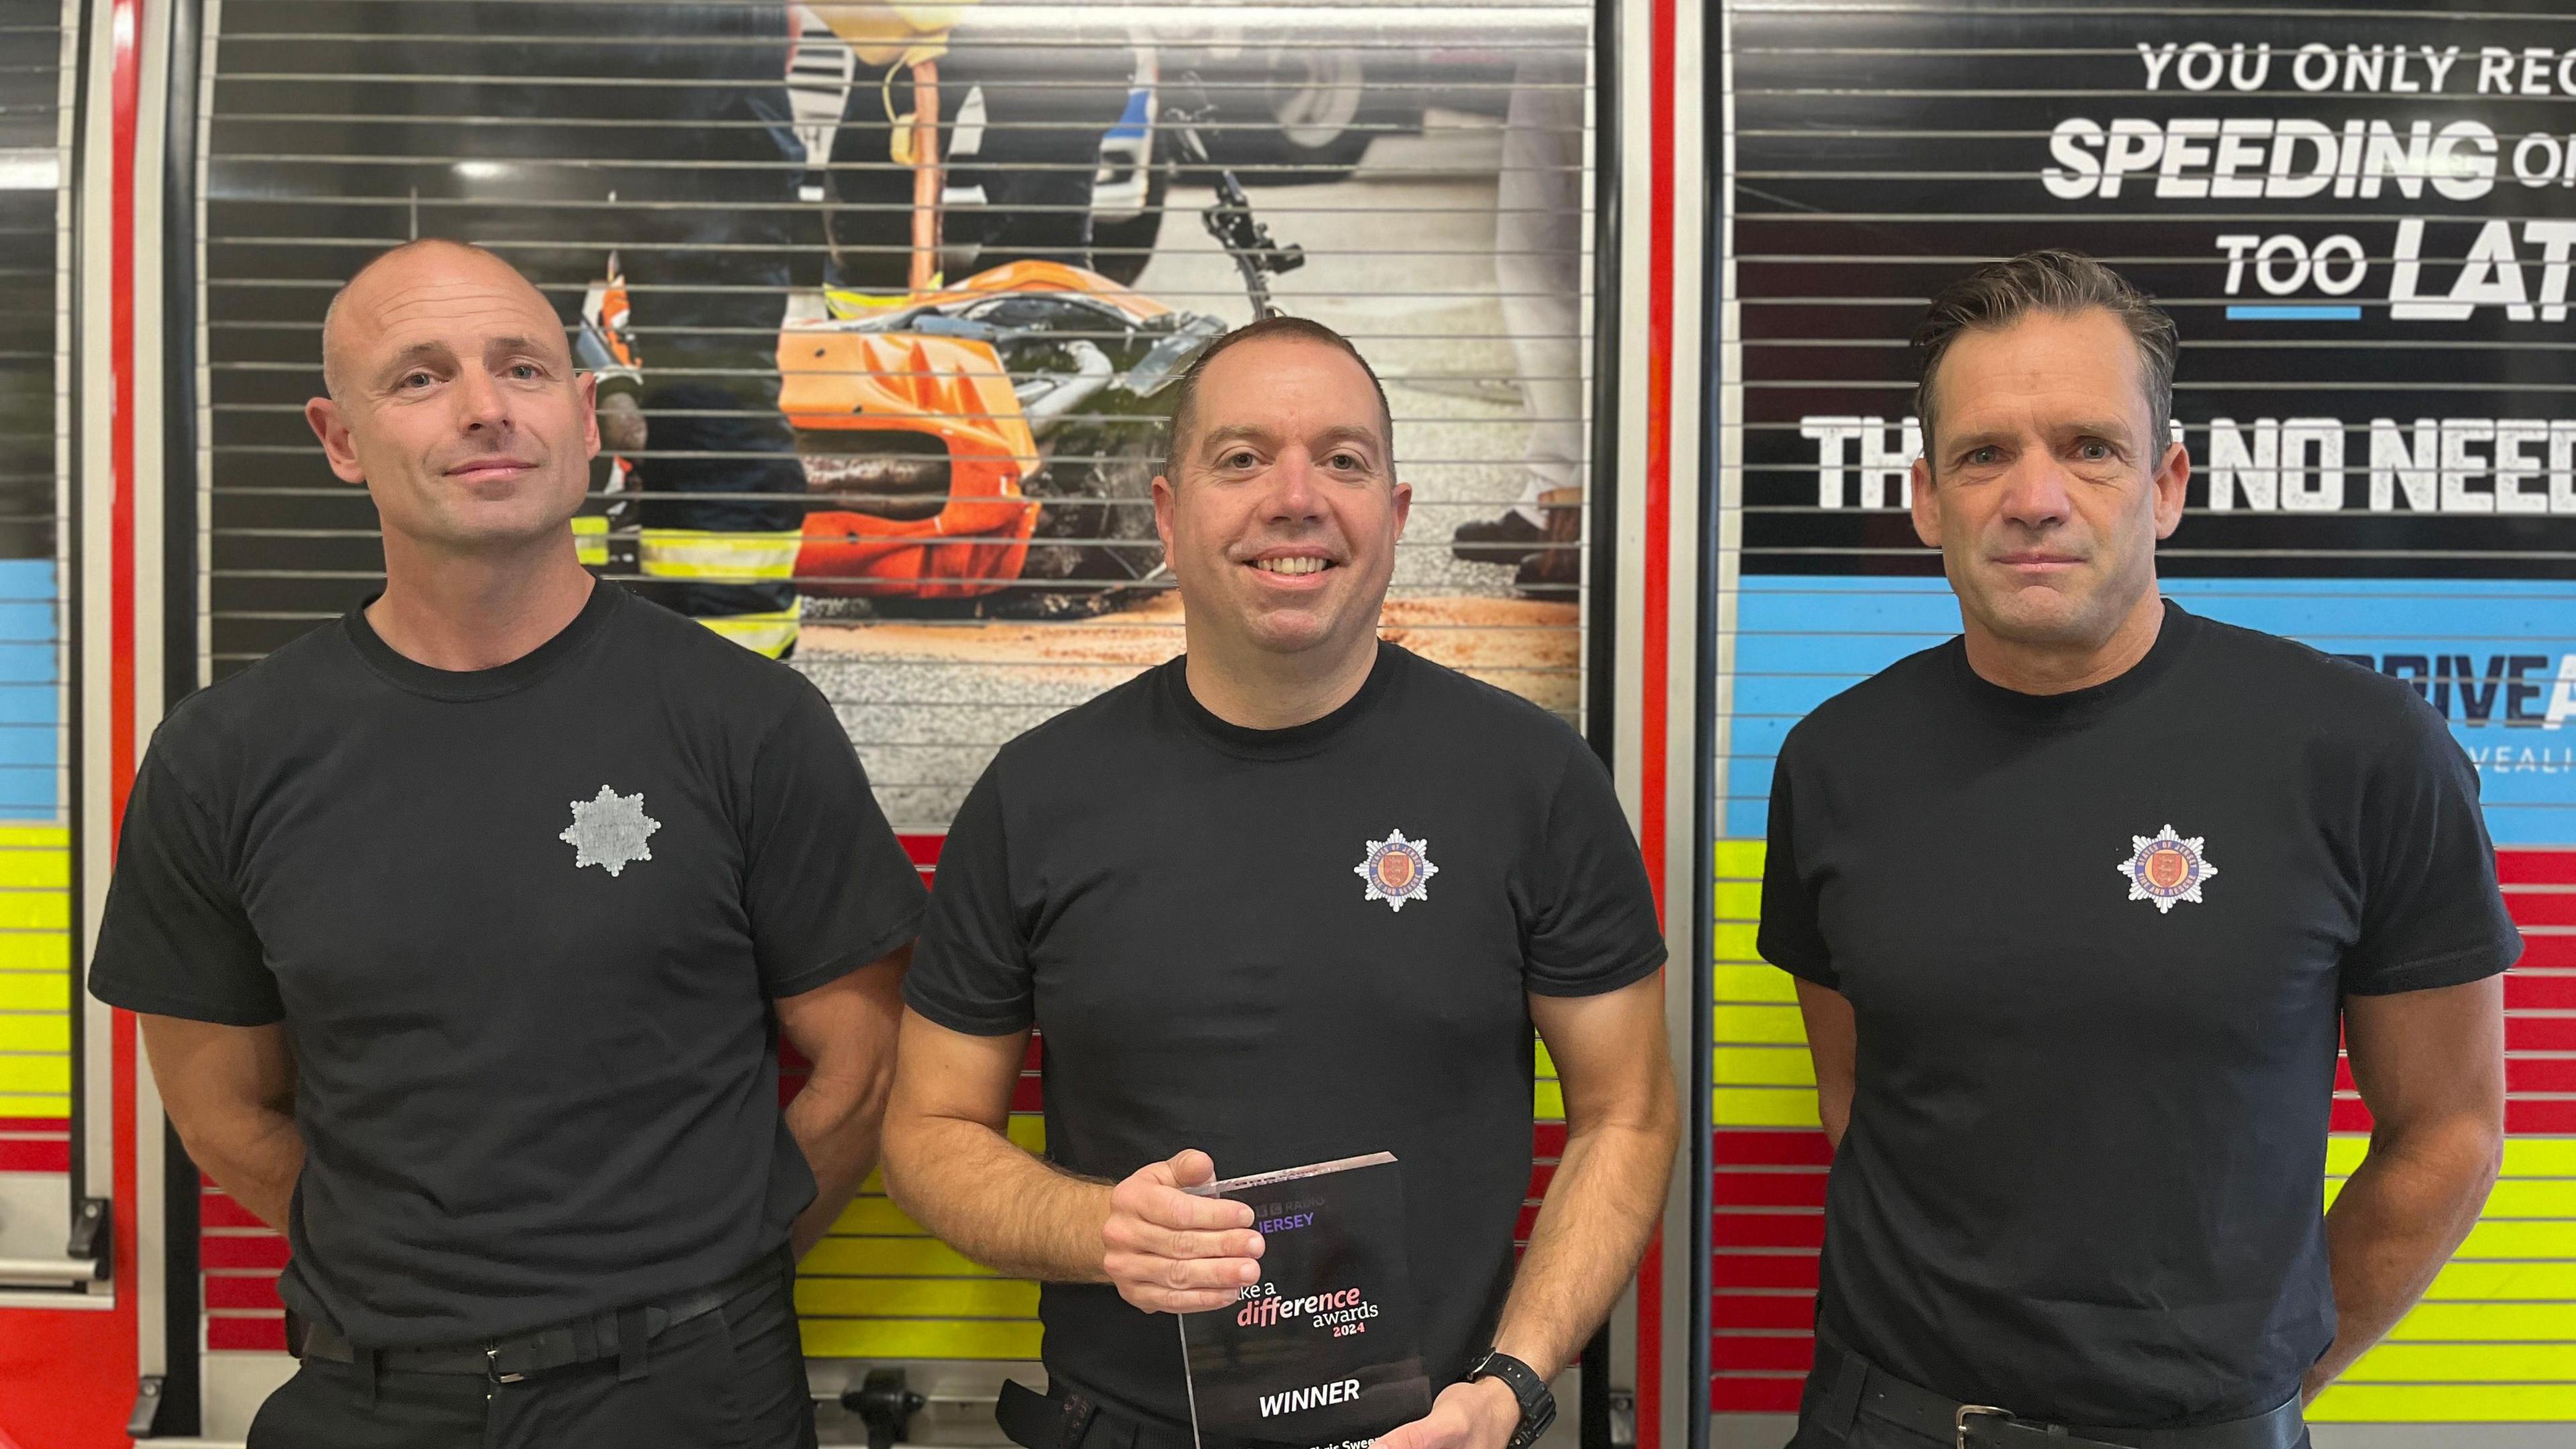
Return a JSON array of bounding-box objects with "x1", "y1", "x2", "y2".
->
[
  {"x1": 904, "y1": 764, "x2": 1036, "y2": 1034},
  {"x1": 87, "y1": 748, "x2": 282, "y2": 1026},
  {"x1": 2340, "y1": 702, "x2": 2522, "y2": 996},
  {"x1": 1521, "y1": 741, "x2": 1666, "y2": 997},
  {"x1": 1756, "y1": 750, "x2": 1837, "y2": 989},
  {"x1": 743, "y1": 680, "x2": 927, "y2": 998}
]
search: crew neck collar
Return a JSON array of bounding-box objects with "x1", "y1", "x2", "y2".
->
[
  {"x1": 1949, "y1": 597, "x2": 2194, "y2": 731},
  {"x1": 345, "y1": 579, "x2": 621, "y2": 702},
  {"x1": 1163, "y1": 641, "x2": 1402, "y2": 760}
]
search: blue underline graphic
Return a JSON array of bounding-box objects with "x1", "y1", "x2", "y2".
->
[{"x1": 2225, "y1": 304, "x2": 2364, "y2": 321}]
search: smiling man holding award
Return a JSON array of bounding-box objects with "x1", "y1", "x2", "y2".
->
[{"x1": 883, "y1": 317, "x2": 1679, "y2": 1449}]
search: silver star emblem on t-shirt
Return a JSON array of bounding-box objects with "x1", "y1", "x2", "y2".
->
[{"x1": 559, "y1": 784, "x2": 661, "y2": 877}]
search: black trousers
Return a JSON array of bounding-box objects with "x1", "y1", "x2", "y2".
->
[
  {"x1": 1786, "y1": 1366, "x2": 2316, "y2": 1449},
  {"x1": 246, "y1": 1260, "x2": 816, "y2": 1449}
]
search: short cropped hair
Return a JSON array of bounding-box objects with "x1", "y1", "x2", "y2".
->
[
  {"x1": 1162, "y1": 315, "x2": 1395, "y2": 481},
  {"x1": 1912, "y1": 250, "x2": 2179, "y2": 470}
]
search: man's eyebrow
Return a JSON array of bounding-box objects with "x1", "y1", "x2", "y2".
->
[
  {"x1": 1942, "y1": 425, "x2": 2015, "y2": 458},
  {"x1": 2055, "y1": 418, "x2": 2137, "y2": 443},
  {"x1": 486, "y1": 333, "x2": 568, "y2": 362},
  {"x1": 1309, "y1": 424, "x2": 1383, "y2": 454},
  {"x1": 1197, "y1": 423, "x2": 1277, "y2": 453},
  {"x1": 372, "y1": 340, "x2": 452, "y2": 382}
]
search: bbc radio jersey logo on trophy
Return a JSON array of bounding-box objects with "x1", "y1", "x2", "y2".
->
[
  {"x1": 1355, "y1": 830, "x2": 1440, "y2": 913},
  {"x1": 2118, "y1": 825, "x2": 2219, "y2": 913}
]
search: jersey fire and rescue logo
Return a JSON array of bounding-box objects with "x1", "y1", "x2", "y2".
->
[
  {"x1": 1355, "y1": 828, "x2": 1440, "y2": 913},
  {"x1": 2116, "y1": 824, "x2": 2216, "y2": 913},
  {"x1": 561, "y1": 784, "x2": 661, "y2": 877}
]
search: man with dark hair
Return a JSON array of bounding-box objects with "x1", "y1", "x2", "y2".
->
[
  {"x1": 91, "y1": 240, "x2": 926, "y2": 1448},
  {"x1": 880, "y1": 316, "x2": 1679, "y2": 1449},
  {"x1": 1160, "y1": 314, "x2": 1396, "y2": 481},
  {"x1": 1760, "y1": 248, "x2": 2516, "y2": 1448}
]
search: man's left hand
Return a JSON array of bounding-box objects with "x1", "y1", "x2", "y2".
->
[{"x1": 1373, "y1": 1376, "x2": 1523, "y2": 1449}]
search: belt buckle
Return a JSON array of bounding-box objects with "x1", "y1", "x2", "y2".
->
[
  {"x1": 1954, "y1": 1404, "x2": 2012, "y2": 1449},
  {"x1": 487, "y1": 1346, "x2": 525, "y2": 1385}
]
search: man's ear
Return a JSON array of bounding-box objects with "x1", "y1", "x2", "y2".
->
[
  {"x1": 1907, "y1": 455, "x2": 1939, "y2": 549},
  {"x1": 1390, "y1": 478, "x2": 1411, "y2": 539},
  {"x1": 2149, "y1": 437, "x2": 2190, "y2": 540},
  {"x1": 1152, "y1": 474, "x2": 1178, "y2": 559},
  {"x1": 577, "y1": 372, "x2": 601, "y2": 462},
  {"x1": 305, "y1": 396, "x2": 367, "y2": 485}
]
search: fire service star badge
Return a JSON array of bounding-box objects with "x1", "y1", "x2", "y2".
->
[
  {"x1": 1355, "y1": 828, "x2": 1440, "y2": 913},
  {"x1": 2117, "y1": 824, "x2": 2216, "y2": 914},
  {"x1": 560, "y1": 784, "x2": 661, "y2": 878}
]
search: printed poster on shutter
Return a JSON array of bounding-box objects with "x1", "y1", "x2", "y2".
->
[{"x1": 1725, "y1": 7, "x2": 2576, "y2": 846}]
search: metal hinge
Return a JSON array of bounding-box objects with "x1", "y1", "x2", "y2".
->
[{"x1": 127, "y1": 1375, "x2": 166, "y2": 1438}]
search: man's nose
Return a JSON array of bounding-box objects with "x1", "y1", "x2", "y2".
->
[
  {"x1": 1261, "y1": 449, "x2": 1323, "y2": 519},
  {"x1": 1997, "y1": 453, "x2": 2074, "y2": 529},
  {"x1": 451, "y1": 366, "x2": 513, "y2": 432}
]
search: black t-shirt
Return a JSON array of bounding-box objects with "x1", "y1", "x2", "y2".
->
[
  {"x1": 89, "y1": 582, "x2": 926, "y2": 1346},
  {"x1": 906, "y1": 643, "x2": 1666, "y2": 1430},
  {"x1": 1758, "y1": 601, "x2": 2520, "y2": 1427}
]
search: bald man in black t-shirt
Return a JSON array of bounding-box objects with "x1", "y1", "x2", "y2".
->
[{"x1": 90, "y1": 241, "x2": 924, "y2": 1448}]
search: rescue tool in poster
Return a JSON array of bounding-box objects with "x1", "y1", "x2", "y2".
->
[{"x1": 1179, "y1": 1154, "x2": 1431, "y2": 1449}]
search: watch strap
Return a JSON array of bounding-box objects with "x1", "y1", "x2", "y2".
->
[{"x1": 1468, "y1": 1351, "x2": 1556, "y2": 1449}]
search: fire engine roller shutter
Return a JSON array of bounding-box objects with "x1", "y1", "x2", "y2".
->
[
  {"x1": 1709, "y1": 1, "x2": 2576, "y2": 1436},
  {"x1": 186, "y1": 2, "x2": 1609, "y2": 1438},
  {"x1": 0, "y1": 0, "x2": 80, "y2": 1279}
]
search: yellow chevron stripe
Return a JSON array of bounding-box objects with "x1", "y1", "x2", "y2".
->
[
  {"x1": 2421, "y1": 1261, "x2": 2576, "y2": 1300},
  {"x1": 1712, "y1": 964, "x2": 1798, "y2": 1004},
  {"x1": 800, "y1": 1317, "x2": 1042, "y2": 1361},
  {"x1": 0, "y1": 1056, "x2": 68, "y2": 1093},
  {"x1": 2330, "y1": 1136, "x2": 2576, "y2": 1177},
  {"x1": 1713, "y1": 1086, "x2": 1823, "y2": 1130},
  {"x1": 1715, "y1": 1046, "x2": 1817, "y2": 1087},
  {"x1": 0, "y1": 933, "x2": 68, "y2": 971},
  {"x1": 0, "y1": 844, "x2": 68, "y2": 890},
  {"x1": 2333, "y1": 1341, "x2": 2576, "y2": 1382},
  {"x1": 0, "y1": 1015, "x2": 67, "y2": 1053},
  {"x1": 2385, "y1": 1301, "x2": 2576, "y2": 1341},
  {"x1": 0, "y1": 896, "x2": 67, "y2": 931},
  {"x1": 0, "y1": 1093, "x2": 66, "y2": 1116},
  {"x1": 796, "y1": 1277, "x2": 1040, "y2": 1320},
  {"x1": 1713, "y1": 841, "x2": 1765, "y2": 877},
  {"x1": 0, "y1": 971, "x2": 68, "y2": 1010},
  {"x1": 2308, "y1": 1384, "x2": 2576, "y2": 1422},
  {"x1": 1713, "y1": 1004, "x2": 1809, "y2": 1046},
  {"x1": 2451, "y1": 1218, "x2": 2576, "y2": 1258},
  {"x1": 800, "y1": 1236, "x2": 1000, "y2": 1278}
]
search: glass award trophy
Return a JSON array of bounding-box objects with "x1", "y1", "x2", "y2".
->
[{"x1": 1177, "y1": 1152, "x2": 1434, "y2": 1449}]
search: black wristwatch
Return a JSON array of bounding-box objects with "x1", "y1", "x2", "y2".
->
[{"x1": 1465, "y1": 1350, "x2": 1556, "y2": 1449}]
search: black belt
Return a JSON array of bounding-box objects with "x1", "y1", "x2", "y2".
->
[
  {"x1": 1810, "y1": 1334, "x2": 2308, "y2": 1449},
  {"x1": 997, "y1": 1377, "x2": 1195, "y2": 1449},
  {"x1": 297, "y1": 1247, "x2": 788, "y2": 1382}
]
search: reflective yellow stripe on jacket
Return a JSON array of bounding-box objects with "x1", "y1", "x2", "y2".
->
[
  {"x1": 572, "y1": 515, "x2": 610, "y2": 568},
  {"x1": 637, "y1": 528, "x2": 802, "y2": 582},
  {"x1": 694, "y1": 606, "x2": 802, "y2": 659}
]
